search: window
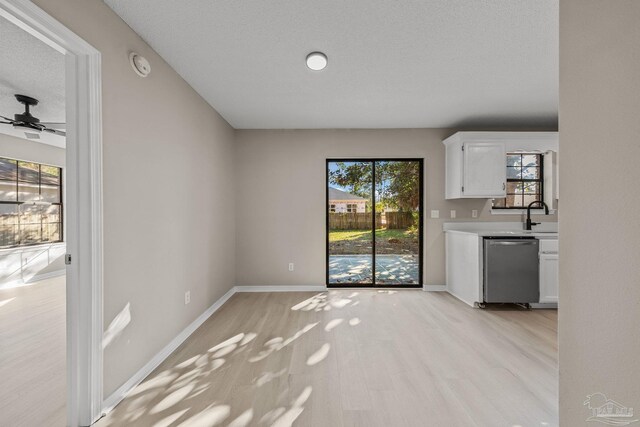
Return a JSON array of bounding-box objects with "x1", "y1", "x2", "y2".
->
[
  {"x1": 329, "y1": 204, "x2": 336, "y2": 213},
  {"x1": 0, "y1": 157, "x2": 63, "y2": 248},
  {"x1": 346, "y1": 203, "x2": 358, "y2": 213},
  {"x1": 493, "y1": 153, "x2": 543, "y2": 209}
]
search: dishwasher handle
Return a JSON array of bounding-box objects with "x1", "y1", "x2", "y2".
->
[{"x1": 488, "y1": 241, "x2": 537, "y2": 246}]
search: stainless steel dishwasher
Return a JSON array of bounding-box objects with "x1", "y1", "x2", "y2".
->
[{"x1": 483, "y1": 236, "x2": 539, "y2": 304}]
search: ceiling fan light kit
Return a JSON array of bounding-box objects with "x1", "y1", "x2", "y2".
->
[
  {"x1": 129, "y1": 52, "x2": 151, "y2": 77},
  {"x1": 13, "y1": 94, "x2": 40, "y2": 124}
]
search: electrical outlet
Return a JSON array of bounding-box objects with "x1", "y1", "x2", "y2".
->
[
  {"x1": 472, "y1": 209, "x2": 478, "y2": 218},
  {"x1": 430, "y1": 210, "x2": 440, "y2": 219},
  {"x1": 184, "y1": 291, "x2": 191, "y2": 305},
  {"x1": 288, "y1": 263, "x2": 294, "y2": 272},
  {"x1": 450, "y1": 210, "x2": 456, "y2": 219}
]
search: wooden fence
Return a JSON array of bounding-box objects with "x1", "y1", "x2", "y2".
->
[
  {"x1": 329, "y1": 212, "x2": 416, "y2": 230},
  {"x1": 329, "y1": 213, "x2": 382, "y2": 230},
  {"x1": 385, "y1": 211, "x2": 416, "y2": 229}
]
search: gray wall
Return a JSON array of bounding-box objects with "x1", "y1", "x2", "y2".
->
[
  {"x1": 559, "y1": 0, "x2": 640, "y2": 424},
  {"x1": 32, "y1": 0, "x2": 237, "y2": 397},
  {"x1": 235, "y1": 129, "x2": 557, "y2": 288}
]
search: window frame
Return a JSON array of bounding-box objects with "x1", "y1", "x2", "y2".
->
[
  {"x1": 0, "y1": 157, "x2": 63, "y2": 249},
  {"x1": 492, "y1": 153, "x2": 544, "y2": 210}
]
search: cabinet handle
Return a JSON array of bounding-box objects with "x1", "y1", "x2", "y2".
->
[{"x1": 503, "y1": 182, "x2": 506, "y2": 190}]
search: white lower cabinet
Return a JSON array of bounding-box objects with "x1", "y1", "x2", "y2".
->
[
  {"x1": 445, "y1": 231, "x2": 483, "y2": 306},
  {"x1": 445, "y1": 231, "x2": 559, "y2": 307},
  {"x1": 539, "y1": 240, "x2": 559, "y2": 303}
]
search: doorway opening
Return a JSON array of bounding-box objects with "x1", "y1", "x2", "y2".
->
[
  {"x1": 0, "y1": 14, "x2": 67, "y2": 426},
  {"x1": 326, "y1": 159, "x2": 423, "y2": 288},
  {"x1": 0, "y1": 1, "x2": 103, "y2": 425}
]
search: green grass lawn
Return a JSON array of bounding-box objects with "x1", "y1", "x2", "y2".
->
[{"x1": 329, "y1": 228, "x2": 416, "y2": 242}]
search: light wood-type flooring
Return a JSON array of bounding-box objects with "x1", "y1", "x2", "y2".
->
[
  {"x1": 96, "y1": 290, "x2": 557, "y2": 427},
  {"x1": 0, "y1": 276, "x2": 66, "y2": 427}
]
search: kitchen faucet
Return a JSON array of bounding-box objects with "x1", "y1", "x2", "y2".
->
[{"x1": 525, "y1": 200, "x2": 549, "y2": 230}]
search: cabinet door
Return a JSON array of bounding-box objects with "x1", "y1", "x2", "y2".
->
[
  {"x1": 539, "y1": 253, "x2": 559, "y2": 303},
  {"x1": 462, "y1": 142, "x2": 506, "y2": 197}
]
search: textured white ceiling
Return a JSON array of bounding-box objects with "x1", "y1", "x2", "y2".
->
[
  {"x1": 0, "y1": 15, "x2": 65, "y2": 142},
  {"x1": 106, "y1": 0, "x2": 558, "y2": 129}
]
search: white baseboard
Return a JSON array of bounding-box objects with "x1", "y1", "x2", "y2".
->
[
  {"x1": 423, "y1": 285, "x2": 446, "y2": 291},
  {"x1": 235, "y1": 285, "x2": 327, "y2": 293},
  {"x1": 101, "y1": 286, "x2": 236, "y2": 414}
]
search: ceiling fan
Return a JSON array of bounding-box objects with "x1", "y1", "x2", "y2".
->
[{"x1": 0, "y1": 94, "x2": 66, "y2": 137}]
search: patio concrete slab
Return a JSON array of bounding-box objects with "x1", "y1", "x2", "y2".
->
[{"x1": 328, "y1": 254, "x2": 419, "y2": 285}]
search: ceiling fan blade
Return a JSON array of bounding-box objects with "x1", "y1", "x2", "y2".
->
[
  {"x1": 13, "y1": 122, "x2": 44, "y2": 132},
  {"x1": 40, "y1": 122, "x2": 66, "y2": 129},
  {"x1": 0, "y1": 120, "x2": 14, "y2": 125},
  {"x1": 43, "y1": 127, "x2": 66, "y2": 137},
  {"x1": 0, "y1": 115, "x2": 15, "y2": 123}
]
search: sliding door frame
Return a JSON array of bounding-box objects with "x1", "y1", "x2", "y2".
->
[{"x1": 326, "y1": 158, "x2": 423, "y2": 288}]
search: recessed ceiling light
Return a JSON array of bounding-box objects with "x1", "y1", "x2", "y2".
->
[{"x1": 306, "y1": 52, "x2": 327, "y2": 71}]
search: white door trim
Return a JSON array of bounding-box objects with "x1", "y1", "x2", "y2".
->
[{"x1": 0, "y1": 1, "x2": 103, "y2": 425}]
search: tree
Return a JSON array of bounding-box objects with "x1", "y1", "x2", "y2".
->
[{"x1": 329, "y1": 161, "x2": 420, "y2": 211}]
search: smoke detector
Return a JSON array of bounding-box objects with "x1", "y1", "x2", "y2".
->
[{"x1": 129, "y1": 52, "x2": 151, "y2": 78}]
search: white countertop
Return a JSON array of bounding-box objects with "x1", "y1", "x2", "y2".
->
[{"x1": 443, "y1": 222, "x2": 558, "y2": 239}]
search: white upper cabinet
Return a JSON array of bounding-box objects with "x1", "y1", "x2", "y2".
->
[
  {"x1": 462, "y1": 142, "x2": 506, "y2": 197},
  {"x1": 444, "y1": 132, "x2": 506, "y2": 199},
  {"x1": 443, "y1": 131, "x2": 559, "y2": 200},
  {"x1": 556, "y1": 149, "x2": 560, "y2": 199},
  {"x1": 543, "y1": 150, "x2": 559, "y2": 207}
]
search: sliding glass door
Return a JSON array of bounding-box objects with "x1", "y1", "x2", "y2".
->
[{"x1": 326, "y1": 159, "x2": 423, "y2": 287}]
